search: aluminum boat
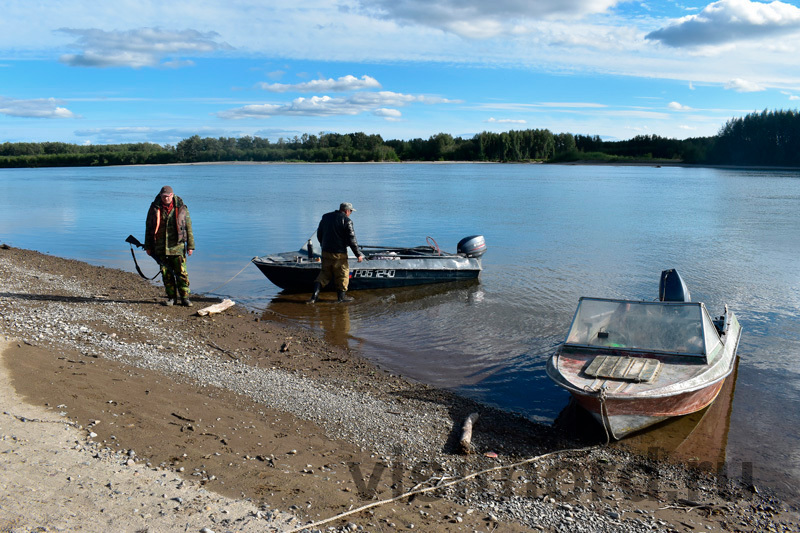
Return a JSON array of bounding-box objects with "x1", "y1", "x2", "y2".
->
[
  {"x1": 252, "y1": 235, "x2": 486, "y2": 292},
  {"x1": 546, "y1": 269, "x2": 742, "y2": 439}
]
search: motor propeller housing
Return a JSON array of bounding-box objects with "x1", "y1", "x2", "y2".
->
[{"x1": 457, "y1": 235, "x2": 487, "y2": 258}]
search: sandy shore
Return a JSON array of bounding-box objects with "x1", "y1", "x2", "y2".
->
[{"x1": 1, "y1": 244, "x2": 797, "y2": 532}]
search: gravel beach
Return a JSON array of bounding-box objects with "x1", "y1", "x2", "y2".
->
[{"x1": 1, "y1": 244, "x2": 797, "y2": 532}]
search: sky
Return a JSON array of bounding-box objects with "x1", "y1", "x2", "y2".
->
[{"x1": 2, "y1": 0, "x2": 800, "y2": 146}]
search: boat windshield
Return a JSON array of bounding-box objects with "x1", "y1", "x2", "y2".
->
[{"x1": 565, "y1": 298, "x2": 719, "y2": 358}]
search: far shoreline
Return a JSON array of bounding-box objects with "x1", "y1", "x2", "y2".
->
[
  {"x1": 167, "y1": 159, "x2": 800, "y2": 171},
  {"x1": 5, "y1": 158, "x2": 800, "y2": 171}
]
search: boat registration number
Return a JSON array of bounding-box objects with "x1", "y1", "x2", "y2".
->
[{"x1": 352, "y1": 269, "x2": 395, "y2": 278}]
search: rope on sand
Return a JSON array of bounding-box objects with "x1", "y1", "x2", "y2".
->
[
  {"x1": 284, "y1": 443, "x2": 600, "y2": 533},
  {"x1": 4, "y1": 411, "x2": 78, "y2": 427}
]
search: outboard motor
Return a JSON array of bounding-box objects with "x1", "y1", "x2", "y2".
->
[
  {"x1": 659, "y1": 269, "x2": 691, "y2": 302},
  {"x1": 457, "y1": 235, "x2": 487, "y2": 258}
]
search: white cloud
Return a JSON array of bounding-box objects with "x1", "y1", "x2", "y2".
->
[
  {"x1": 358, "y1": 0, "x2": 622, "y2": 38},
  {"x1": 0, "y1": 0, "x2": 795, "y2": 93},
  {"x1": 373, "y1": 108, "x2": 402, "y2": 119},
  {"x1": 668, "y1": 101, "x2": 692, "y2": 110},
  {"x1": 58, "y1": 27, "x2": 233, "y2": 68},
  {"x1": 1, "y1": 0, "x2": 799, "y2": 143},
  {"x1": 539, "y1": 102, "x2": 607, "y2": 108},
  {"x1": 602, "y1": 109, "x2": 670, "y2": 119},
  {"x1": 0, "y1": 96, "x2": 77, "y2": 118},
  {"x1": 217, "y1": 90, "x2": 453, "y2": 119},
  {"x1": 350, "y1": 91, "x2": 458, "y2": 106},
  {"x1": 646, "y1": 0, "x2": 800, "y2": 47},
  {"x1": 74, "y1": 126, "x2": 230, "y2": 143},
  {"x1": 476, "y1": 102, "x2": 607, "y2": 112},
  {"x1": 161, "y1": 59, "x2": 196, "y2": 69},
  {"x1": 486, "y1": 117, "x2": 527, "y2": 124},
  {"x1": 259, "y1": 75, "x2": 381, "y2": 92},
  {"x1": 725, "y1": 78, "x2": 766, "y2": 92}
]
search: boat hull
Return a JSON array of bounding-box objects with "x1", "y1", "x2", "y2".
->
[
  {"x1": 546, "y1": 294, "x2": 742, "y2": 440},
  {"x1": 252, "y1": 255, "x2": 481, "y2": 292},
  {"x1": 569, "y1": 377, "x2": 726, "y2": 438}
]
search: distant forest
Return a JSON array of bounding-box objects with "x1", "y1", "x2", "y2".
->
[{"x1": 1, "y1": 109, "x2": 799, "y2": 168}]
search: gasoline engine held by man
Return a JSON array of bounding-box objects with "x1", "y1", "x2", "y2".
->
[
  {"x1": 307, "y1": 202, "x2": 364, "y2": 304},
  {"x1": 145, "y1": 186, "x2": 195, "y2": 307}
]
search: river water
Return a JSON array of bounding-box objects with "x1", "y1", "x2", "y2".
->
[{"x1": 1, "y1": 162, "x2": 798, "y2": 502}]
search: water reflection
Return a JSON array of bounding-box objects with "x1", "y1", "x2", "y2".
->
[
  {"x1": 264, "y1": 292, "x2": 354, "y2": 346},
  {"x1": 263, "y1": 280, "x2": 482, "y2": 347},
  {"x1": 555, "y1": 357, "x2": 740, "y2": 469},
  {"x1": 623, "y1": 357, "x2": 738, "y2": 469}
]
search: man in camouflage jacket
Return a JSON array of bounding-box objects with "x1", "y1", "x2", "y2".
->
[{"x1": 144, "y1": 186, "x2": 196, "y2": 306}]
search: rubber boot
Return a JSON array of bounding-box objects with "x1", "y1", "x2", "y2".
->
[
  {"x1": 306, "y1": 282, "x2": 321, "y2": 304},
  {"x1": 336, "y1": 290, "x2": 353, "y2": 303}
]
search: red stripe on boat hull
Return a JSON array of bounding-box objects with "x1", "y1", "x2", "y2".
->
[{"x1": 571, "y1": 379, "x2": 726, "y2": 437}]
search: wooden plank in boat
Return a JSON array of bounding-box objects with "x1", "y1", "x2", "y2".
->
[{"x1": 585, "y1": 355, "x2": 661, "y2": 382}]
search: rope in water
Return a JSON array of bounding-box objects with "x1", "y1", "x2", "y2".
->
[{"x1": 197, "y1": 258, "x2": 256, "y2": 295}]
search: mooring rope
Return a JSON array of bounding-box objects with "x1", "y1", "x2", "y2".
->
[
  {"x1": 283, "y1": 442, "x2": 601, "y2": 533},
  {"x1": 598, "y1": 385, "x2": 615, "y2": 444},
  {"x1": 198, "y1": 258, "x2": 256, "y2": 295}
]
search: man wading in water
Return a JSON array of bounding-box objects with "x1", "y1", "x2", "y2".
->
[
  {"x1": 307, "y1": 202, "x2": 364, "y2": 304},
  {"x1": 145, "y1": 186, "x2": 195, "y2": 307}
]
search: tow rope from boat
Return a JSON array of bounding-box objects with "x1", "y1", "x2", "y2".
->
[
  {"x1": 283, "y1": 441, "x2": 601, "y2": 533},
  {"x1": 597, "y1": 385, "x2": 616, "y2": 444},
  {"x1": 198, "y1": 258, "x2": 256, "y2": 295},
  {"x1": 125, "y1": 233, "x2": 254, "y2": 295},
  {"x1": 426, "y1": 235, "x2": 441, "y2": 255}
]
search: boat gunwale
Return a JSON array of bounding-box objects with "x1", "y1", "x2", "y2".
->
[
  {"x1": 559, "y1": 342, "x2": 707, "y2": 359},
  {"x1": 253, "y1": 251, "x2": 473, "y2": 263},
  {"x1": 547, "y1": 322, "x2": 741, "y2": 401},
  {"x1": 252, "y1": 254, "x2": 481, "y2": 267}
]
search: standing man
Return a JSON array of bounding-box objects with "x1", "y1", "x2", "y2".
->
[
  {"x1": 307, "y1": 202, "x2": 364, "y2": 304},
  {"x1": 145, "y1": 186, "x2": 195, "y2": 307}
]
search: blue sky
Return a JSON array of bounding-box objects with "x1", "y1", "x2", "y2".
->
[{"x1": 2, "y1": 0, "x2": 800, "y2": 145}]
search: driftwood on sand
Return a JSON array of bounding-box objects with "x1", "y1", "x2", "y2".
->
[
  {"x1": 196, "y1": 299, "x2": 235, "y2": 317},
  {"x1": 459, "y1": 412, "x2": 480, "y2": 454}
]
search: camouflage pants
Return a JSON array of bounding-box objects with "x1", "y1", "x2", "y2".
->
[
  {"x1": 158, "y1": 254, "x2": 190, "y2": 299},
  {"x1": 315, "y1": 251, "x2": 350, "y2": 291}
]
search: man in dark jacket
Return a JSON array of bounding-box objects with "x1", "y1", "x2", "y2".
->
[
  {"x1": 307, "y1": 202, "x2": 364, "y2": 303},
  {"x1": 144, "y1": 186, "x2": 195, "y2": 307}
]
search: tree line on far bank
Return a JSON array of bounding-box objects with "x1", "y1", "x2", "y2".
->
[{"x1": 1, "y1": 109, "x2": 798, "y2": 168}]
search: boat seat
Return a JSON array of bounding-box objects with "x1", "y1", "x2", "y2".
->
[{"x1": 584, "y1": 355, "x2": 662, "y2": 382}]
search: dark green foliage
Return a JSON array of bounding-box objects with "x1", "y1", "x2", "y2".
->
[
  {"x1": 574, "y1": 134, "x2": 711, "y2": 163},
  {"x1": 2, "y1": 109, "x2": 799, "y2": 168},
  {"x1": 708, "y1": 109, "x2": 800, "y2": 166},
  {"x1": 0, "y1": 142, "x2": 176, "y2": 167}
]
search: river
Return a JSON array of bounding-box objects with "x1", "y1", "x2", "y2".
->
[{"x1": 1, "y1": 162, "x2": 798, "y2": 502}]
